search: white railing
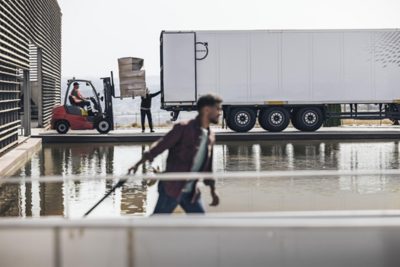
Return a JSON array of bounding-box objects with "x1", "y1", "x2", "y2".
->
[
  {"x1": 2, "y1": 169, "x2": 400, "y2": 183},
  {"x1": 1, "y1": 211, "x2": 400, "y2": 267}
]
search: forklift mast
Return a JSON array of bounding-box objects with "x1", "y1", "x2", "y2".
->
[{"x1": 101, "y1": 72, "x2": 115, "y2": 131}]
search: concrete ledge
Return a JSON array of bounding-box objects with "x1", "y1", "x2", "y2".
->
[{"x1": 0, "y1": 138, "x2": 42, "y2": 177}]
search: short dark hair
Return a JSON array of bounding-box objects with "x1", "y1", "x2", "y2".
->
[
  {"x1": 197, "y1": 94, "x2": 222, "y2": 111},
  {"x1": 73, "y1": 82, "x2": 79, "y2": 86}
]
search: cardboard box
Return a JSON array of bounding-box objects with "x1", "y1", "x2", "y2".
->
[
  {"x1": 120, "y1": 75, "x2": 145, "y2": 84},
  {"x1": 118, "y1": 57, "x2": 143, "y2": 71},
  {"x1": 120, "y1": 83, "x2": 146, "y2": 98},
  {"x1": 118, "y1": 57, "x2": 147, "y2": 98},
  {"x1": 120, "y1": 81, "x2": 146, "y2": 87},
  {"x1": 118, "y1": 57, "x2": 143, "y2": 66},
  {"x1": 120, "y1": 83, "x2": 146, "y2": 90},
  {"x1": 119, "y1": 70, "x2": 145, "y2": 79},
  {"x1": 120, "y1": 88, "x2": 147, "y2": 98}
]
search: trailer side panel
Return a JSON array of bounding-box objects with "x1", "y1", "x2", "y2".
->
[{"x1": 192, "y1": 29, "x2": 400, "y2": 104}]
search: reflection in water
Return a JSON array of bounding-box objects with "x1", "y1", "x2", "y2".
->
[
  {"x1": 1, "y1": 140, "x2": 400, "y2": 217},
  {"x1": 1, "y1": 144, "x2": 158, "y2": 218},
  {"x1": 207, "y1": 141, "x2": 400, "y2": 213},
  {"x1": 215, "y1": 141, "x2": 343, "y2": 172}
]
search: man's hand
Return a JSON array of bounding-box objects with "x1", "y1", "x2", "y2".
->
[
  {"x1": 128, "y1": 161, "x2": 142, "y2": 175},
  {"x1": 209, "y1": 189, "x2": 219, "y2": 206},
  {"x1": 191, "y1": 186, "x2": 201, "y2": 204}
]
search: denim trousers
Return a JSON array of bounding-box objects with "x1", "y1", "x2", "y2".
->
[{"x1": 153, "y1": 182, "x2": 205, "y2": 214}]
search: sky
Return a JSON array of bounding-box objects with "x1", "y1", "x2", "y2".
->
[{"x1": 58, "y1": 0, "x2": 400, "y2": 78}]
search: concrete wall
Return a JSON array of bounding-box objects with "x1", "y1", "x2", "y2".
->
[{"x1": 1, "y1": 212, "x2": 400, "y2": 267}]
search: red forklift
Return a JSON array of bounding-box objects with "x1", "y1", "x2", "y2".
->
[{"x1": 51, "y1": 73, "x2": 115, "y2": 134}]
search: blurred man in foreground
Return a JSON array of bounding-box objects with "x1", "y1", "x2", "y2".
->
[{"x1": 129, "y1": 94, "x2": 222, "y2": 214}]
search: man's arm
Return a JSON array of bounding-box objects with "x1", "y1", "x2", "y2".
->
[
  {"x1": 150, "y1": 90, "x2": 161, "y2": 98},
  {"x1": 71, "y1": 95, "x2": 80, "y2": 103},
  {"x1": 144, "y1": 123, "x2": 184, "y2": 161},
  {"x1": 76, "y1": 90, "x2": 85, "y2": 100},
  {"x1": 128, "y1": 123, "x2": 184, "y2": 173},
  {"x1": 203, "y1": 150, "x2": 219, "y2": 206}
]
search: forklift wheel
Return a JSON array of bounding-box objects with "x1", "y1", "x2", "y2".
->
[
  {"x1": 56, "y1": 120, "x2": 69, "y2": 134},
  {"x1": 96, "y1": 119, "x2": 111, "y2": 134}
]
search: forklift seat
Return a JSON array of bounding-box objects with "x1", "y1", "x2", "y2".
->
[
  {"x1": 67, "y1": 95, "x2": 88, "y2": 116},
  {"x1": 65, "y1": 105, "x2": 84, "y2": 116}
]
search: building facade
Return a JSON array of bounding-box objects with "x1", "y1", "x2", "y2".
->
[{"x1": 0, "y1": 0, "x2": 61, "y2": 154}]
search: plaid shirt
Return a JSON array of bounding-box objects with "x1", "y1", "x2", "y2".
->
[{"x1": 143, "y1": 116, "x2": 215, "y2": 198}]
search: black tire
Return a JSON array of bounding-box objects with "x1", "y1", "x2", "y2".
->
[
  {"x1": 294, "y1": 107, "x2": 324, "y2": 132},
  {"x1": 96, "y1": 119, "x2": 111, "y2": 134},
  {"x1": 259, "y1": 107, "x2": 290, "y2": 132},
  {"x1": 55, "y1": 120, "x2": 69, "y2": 134},
  {"x1": 227, "y1": 108, "x2": 256, "y2": 132},
  {"x1": 291, "y1": 117, "x2": 301, "y2": 131},
  {"x1": 291, "y1": 109, "x2": 302, "y2": 131}
]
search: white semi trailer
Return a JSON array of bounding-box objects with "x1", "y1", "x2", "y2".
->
[{"x1": 160, "y1": 29, "x2": 400, "y2": 132}]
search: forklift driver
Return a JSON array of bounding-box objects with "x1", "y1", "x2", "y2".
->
[{"x1": 69, "y1": 82, "x2": 93, "y2": 115}]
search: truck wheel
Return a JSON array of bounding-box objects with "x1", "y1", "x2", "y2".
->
[
  {"x1": 291, "y1": 117, "x2": 301, "y2": 131},
  {"x1": 96, "y1": 119, "x2": 111, "y2": 134},
  {"x1": 259, "y1": 107, "x2": 290, "y2": 132},
  {"x1": 56, "y1": 120, "x2": 69, "y2": 134},
  {"x1": 227, "y1": 108, "x2": 256, "y2": 132},
  {"x1": 290, "y1": 109, "x2": 302, "y2": 131},
  {"x1": 295, "y1": 107, "x2": 324, "y2": 131}
]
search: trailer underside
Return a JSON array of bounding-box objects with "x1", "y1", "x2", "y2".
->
[{"x1": 162, "y1": 103, "x2": 400, "y2": 132}]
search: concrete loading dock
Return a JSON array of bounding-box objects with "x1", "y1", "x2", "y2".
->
[{"x1": 34, "y1": 127, "x2": 400, "y2": 143}]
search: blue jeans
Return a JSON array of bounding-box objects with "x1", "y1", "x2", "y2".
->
[{"x1": 153, "y1": 182, "x2": 205, "y2": 214}]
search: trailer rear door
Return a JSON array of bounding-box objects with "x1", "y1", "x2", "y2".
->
[{"x1": 162, "y1": 32, "x2": 196, "y2": 103}]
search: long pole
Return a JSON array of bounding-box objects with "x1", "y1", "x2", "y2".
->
[{"x1": 83, "y1": 179, "x2": 127, "y2": 217}]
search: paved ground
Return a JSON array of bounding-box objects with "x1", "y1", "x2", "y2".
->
[
  {"x1": 0, "y1": 138, "x2": 42, "y2": 177},
  {"x1": 32, "y1": 125, "x2": 400, "y2": 143}
]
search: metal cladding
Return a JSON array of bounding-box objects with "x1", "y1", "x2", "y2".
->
[{"x1": 0, "y1": 0, "x2": 61, "y2": 154}]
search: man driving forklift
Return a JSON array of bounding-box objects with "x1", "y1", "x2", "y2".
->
[{"x1": 69, "y1": 82, "x2": 94, "y2": 116}]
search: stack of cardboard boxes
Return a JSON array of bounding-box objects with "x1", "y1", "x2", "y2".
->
[{"x1": 118, "y1": 57, "x2": 146, "y2": 98}]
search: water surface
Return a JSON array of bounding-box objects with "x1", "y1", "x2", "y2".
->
[{"x1": 1, "y1": 140, "x2": 400, "y2": 217}]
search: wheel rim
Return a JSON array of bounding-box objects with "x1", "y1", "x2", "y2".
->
[
  {"x1": 98, "y1": 121, "x2": 109, "y2": 131},
  {"x1": 58, "y1": 123, "x2": 67, "y2": 132},
  {"x1": 268, "y1": 112, "x2": 284, "y2": 126},
  {"x1": 235, "y1": 112, "x2": 250, "y2": 126},
  {"x1": 303, "y1": 111, "x2": 318, "y2": 126}
]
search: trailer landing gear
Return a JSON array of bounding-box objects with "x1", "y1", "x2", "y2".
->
[{"x1": 170, "y1": 110, "x2": 180, "y2": 122}]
